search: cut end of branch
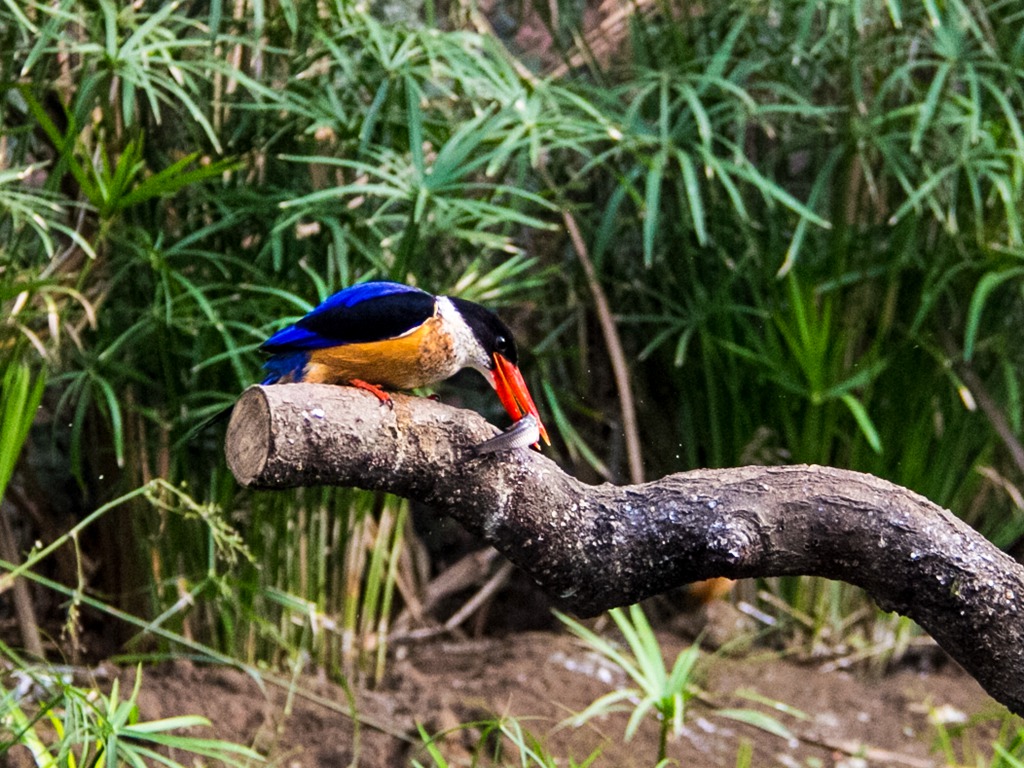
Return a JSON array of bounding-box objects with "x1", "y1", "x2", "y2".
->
[{"x1": 225, "y1": 386, "x2": 272, "y2": 486}]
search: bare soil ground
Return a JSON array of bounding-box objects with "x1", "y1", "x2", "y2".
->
[{"x1": 51, "y1": 629, "x2": 1009, "y2": 767}]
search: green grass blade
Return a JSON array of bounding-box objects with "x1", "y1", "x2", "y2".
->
[
  {"x1": 964, "y1": 268, "x2": 1024, "y2": 361},
  {"x1": 643, "y1": 151, "x2": 667, "y2": 267},
  {"x1": 716, "y1": 709, "x2": 795, "y2": 741},
  {"x1": 911, "y1": 61, "x2": 950, "y2": 155},
  {"x1": 840, "y1": 393, "x2": 883, "y2": 454},
  {"x1": 676, "y1": 150, "x2": 707, "y2": 246}
]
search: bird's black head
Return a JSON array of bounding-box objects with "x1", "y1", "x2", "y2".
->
[
  {"x1": 449, "y1": 296, "x2": 519, "y2": 367},
  {"x1": 449, "y1": 294, "x2": 550, "y2": 446}
]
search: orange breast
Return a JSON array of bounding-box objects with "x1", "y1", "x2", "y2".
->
[{"x1": 304, "y1": 317, "x2": 456, "y2": 390}]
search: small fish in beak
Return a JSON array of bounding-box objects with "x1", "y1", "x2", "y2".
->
[{"x1": 491, "y1": 352, "x2": 550, "y2": 448}]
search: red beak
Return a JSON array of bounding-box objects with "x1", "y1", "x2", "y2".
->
[{"x1": 490, "y1": 353, "x2": 550, "y2": 447}]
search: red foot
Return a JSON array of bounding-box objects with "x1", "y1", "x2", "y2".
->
[{"x1": 349, "y1": 379, "x2": 393, "y2": 409}]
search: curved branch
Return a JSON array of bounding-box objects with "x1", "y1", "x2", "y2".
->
[{"x1": 226, "y1": 383, "x2": 1024, "y2": 715}]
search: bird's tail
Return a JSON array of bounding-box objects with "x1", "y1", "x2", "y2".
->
[{"x1": 261, "y1": 352, "x2": 308, "y2": 384}]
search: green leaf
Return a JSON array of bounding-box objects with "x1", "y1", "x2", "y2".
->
[
  {"x1": 117, "y1": 153, "x2": 239, "y2": 210},
  {"x1": 0, "y1": 362, "x2": 46, "y2": 502},
  {"x1": 911, "y1": 61, "x2": 950, "y2": 155},
  {"x1": 729, "y1": 158, "x2": 831, "y2": 229},
  {"x1": 883, "y1": 0, "x2": 903, "y2": 27},
  {"x1": 821, "y1": 358, "x2": 889, "y2": 400},
  {"x1": 676, "y1": 150, "x2": 707, "y2": 246},
  {"x1": 993, "y1": 743, "x2": 1024, "y2": 767},
  {"x1": 776, "y1": 147, "x2": 841, "y2": 277},
  {"x1": 564, "y1": 688, "x2": 639, "y2": 728},
  {"x1": 965, "y1": 268, "x2": 1024, "y2": 361},
  {"x1": 554, "y1": 609, "x2": 642, "y2": 682},
  {"x1": 716, "y1": 709, "x2": 795, "y2": 741},
  {"x1": 122, "y1": 715, "x2": 211, "y2": 734},
  {"x1": 644, "y1": 152, "x2": 667, "y2": 267},
  {"x1": 541, "y1": 383, "x2": 613, "y2": 481},
  {"x1": 886, "y1": 163, "x2": 958, "y2": 226},
  {"x1": 414, "y1": 722, "x2": 449, "y2": 767},
  {"x1": 840, "y1": 393, "x2": 882, "y2": 454},
  {"x1": 665, "y1": 642, "x2": 701, "y2": 695},
  {"x1": 405, "y1": 75, "x2": 425, "y2": 176},
  {"x1": 624, "y1": 697, "x2": 656, "y2": 741}
]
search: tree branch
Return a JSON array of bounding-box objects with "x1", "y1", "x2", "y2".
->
[{"x1": 226, "y1": 383, "x2": 1024, "y2": 716}]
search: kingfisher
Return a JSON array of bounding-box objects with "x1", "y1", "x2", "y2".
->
[{"x1": 260, "y1": 281, "x2": 550, "y2": 446}]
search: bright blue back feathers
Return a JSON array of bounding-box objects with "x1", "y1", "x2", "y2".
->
[
  {"x1": 312, "y1": 281, "x2": 426, "y2": 314},
  {"x1": 262, "y1": 282, "x2": 427, "y2": 351},
  {"x1": 260, "y1": 281, "x2": 435, "y2": 384}
]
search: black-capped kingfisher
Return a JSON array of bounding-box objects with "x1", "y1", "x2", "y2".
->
[{"x1": 260, "y1": 281, "x2": 550, "y2": 446}]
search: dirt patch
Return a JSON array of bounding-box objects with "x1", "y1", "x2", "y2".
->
[{"x1": 109, "y1": 630, "x2": 1009, "y2": 767}]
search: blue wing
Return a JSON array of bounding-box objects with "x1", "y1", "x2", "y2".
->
[{"x1": 260, "y1": 281, "x2": 435, "y2": 353}]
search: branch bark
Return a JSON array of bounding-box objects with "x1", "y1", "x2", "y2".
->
[{"x1": 226, "y1": 383, "x2": 1024, "y2": 715}]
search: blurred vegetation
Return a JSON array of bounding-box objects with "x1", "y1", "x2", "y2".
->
[
  {"x1": 556, "y1": 605, "x2": 794, "y2": 763},
  {"x1": 2, "y1": 0, "x2": 1024, "y2": 710},
  {"x1": 0, "y1": 643, "x2": 261, "y2": 767}
]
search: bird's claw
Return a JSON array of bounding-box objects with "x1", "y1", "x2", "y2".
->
[{"x1": 349, "y1": 379, "x2": 394, "y2": 409}]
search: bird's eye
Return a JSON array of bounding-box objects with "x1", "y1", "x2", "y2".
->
[{"x1": 495, "y1": 335, "x2": 507, "y2": 352}]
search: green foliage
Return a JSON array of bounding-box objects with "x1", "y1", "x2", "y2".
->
[
  {"x1": 556, "y1": 606, "x2": 792, "y2": 763},
  {"x1": 413, "y1": 717, "x2": 603, "y2": 767},
  {"x1": 929, "y1": 706, "x2": 1024, "y2": 768},
  {"x1": 0, "y1": 357, "x2": 45, "y2": 502},
  {"x1": 196, "y1": 488, "x2": 411, "y2": 682},
  {"x1": 0, "y1": 651, "x2": 261, "y2": 767},
  {"x1": 556, "y1": 606, "x2": 699, "y2": 757},
  {"x1": 0, "y1": 165, "x2": 96, "y2": 265},
  {"x1": 2, "y1": 0, "x2": 1024, "y2": 687}
]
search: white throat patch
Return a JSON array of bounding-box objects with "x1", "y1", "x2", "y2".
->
[{"x1": 436, "y1": 296, "x2": 493, "y2": 376}]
